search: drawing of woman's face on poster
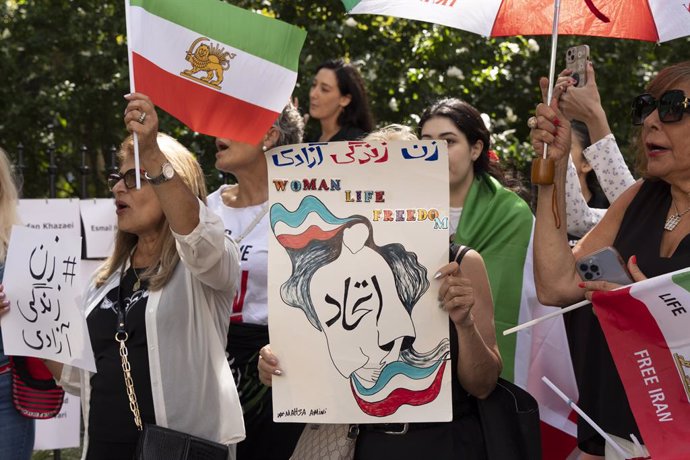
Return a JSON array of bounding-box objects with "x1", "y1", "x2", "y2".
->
[
  {"x1": 310, "y1": 223, "x2": 414, "y2": 383},
  {"x1": 271, "y1": 196, "x2": 450, "y2": 417}
]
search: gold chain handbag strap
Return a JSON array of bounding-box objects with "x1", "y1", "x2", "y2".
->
[
  {"x1": 115, "y1": 259, "x2": 144, "y2": 431},
  {"x1": 116, "y1": 331, "x2": 143, "y2": 431}
]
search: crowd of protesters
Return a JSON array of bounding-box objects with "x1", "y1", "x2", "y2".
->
[{"x1": 2, "y1": 43, "x2": 690, "y2": 460}]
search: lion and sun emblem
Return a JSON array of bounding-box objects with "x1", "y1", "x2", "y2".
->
[{"x1": 181, "y1": 37, "x2": 236, "y2": 89}]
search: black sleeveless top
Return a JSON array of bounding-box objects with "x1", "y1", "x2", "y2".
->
[{"x1": 576, "y1": 179, "x2": 690, "y2": 454}]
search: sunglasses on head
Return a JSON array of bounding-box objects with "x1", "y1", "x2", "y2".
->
[
  {"x1": 107, "y1": 169, "x2": 145, "y2": 190},
  {"x1": 631, "y1": 89, "x2": 690, "y2": 126}
]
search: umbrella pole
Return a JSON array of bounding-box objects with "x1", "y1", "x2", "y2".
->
[
  {"x1": 543, "y1": 0, "x2": 561, "y2": 159},
  {"x1": 531, "y1": 0, "x2": 561, "y2": 186}
]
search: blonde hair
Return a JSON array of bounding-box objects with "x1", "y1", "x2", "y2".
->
[
  {"x1": 0, "y1": 148, "x2": 21, "y2": 263},
  {"x1": 95, "y1": 133, "x2": 208, "y2": 290},
  {"x1": 364, "y1": 124, "x2": 418, "y2": 142}
]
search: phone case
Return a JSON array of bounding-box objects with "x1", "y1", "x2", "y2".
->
[
  {"x1": 576, "y1": 246, "x2": 633, "y2": 285},
  {"x1": 565, "y1": 45, "x2": 589, "y2": 87}
]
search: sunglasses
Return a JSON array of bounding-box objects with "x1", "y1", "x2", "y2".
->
[
  {"x1": 631, "y1": 89, "x2": 690, "y2": 126},
  {"x1": 107, "y1": 169, "x2": 145, "y2": 190}
]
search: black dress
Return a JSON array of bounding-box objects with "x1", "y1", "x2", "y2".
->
[{"x1": 575, "y1": 179, "x2": 690, "y2": 454}]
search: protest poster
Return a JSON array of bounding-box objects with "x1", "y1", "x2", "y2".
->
[
  {"x1": 80, "y1": 199, "x2": 118, "y2": 259},
  {"x1": 1, "y1": 226, "x2": 95, "y2": 372},
  {"x1": 592, "y1": 269, "x2": 690, "y2": 460},
  {"x1": 34, "y1": 392, "x2": 81, "y2": 450},
  {"x1": 267, "y1": 140, "x2": 450, "y2": 423},
  {"x1": 17, "y1": 199, "x2": 81, "y2": 239}
]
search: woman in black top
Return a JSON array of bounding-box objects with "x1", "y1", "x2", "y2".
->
[
  {"x1": 307, "y1": 59, "x2": 374, "y2": 142},
  {"x1": 531, "y1": 61, "x2": 690, "y2": 457}
]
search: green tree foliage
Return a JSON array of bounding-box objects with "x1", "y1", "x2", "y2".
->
[{"x1": 2, "y1": 0, "x2": 689, "y2": 198}]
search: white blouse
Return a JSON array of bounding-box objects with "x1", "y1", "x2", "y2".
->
[
  {"x1": 59, "y1": 201, "x2": 245, "y2": 457},
  {"x1": 565, "y1": 134, "x2": 635, "y2": 237}
]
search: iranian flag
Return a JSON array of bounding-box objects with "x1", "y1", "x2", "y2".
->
[
  {"x1": 457, "y1": 174, "x2": 579, "y2": 458},
  {"x1": 126, "y1": 0, "x2": 306, "y2": 144},
  {"x1": 592, "y1": 269, "x2": 690, "y2": 460}
]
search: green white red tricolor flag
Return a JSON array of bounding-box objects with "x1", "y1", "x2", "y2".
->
[
  {"x1": 126, "y1": 0, "x2": 306, "y2": 144},
  {"x1": 592, "y1": 269, "x2": 690, "y2": 460}
]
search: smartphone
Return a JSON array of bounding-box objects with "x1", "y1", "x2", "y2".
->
[
  {"x1": 565, "y1": 44, "x2": 590, "y2": 87},
  {"x1": 576, "y1": 246, "x2": 633, "y2": 285}
]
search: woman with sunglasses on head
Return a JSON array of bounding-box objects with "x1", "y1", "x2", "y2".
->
[
  {"x1": 207, "y1": 104, "x2": 305, "y2": 460},
  {"x1": 306, "y1": 58, "x2": 374, "y2": 142},
  {"x1": 41, "y1": 93, "x2": 245, "y2": 459},
  {"x1": 530, "y1": 61, "x2": 690, "y2": 458}
]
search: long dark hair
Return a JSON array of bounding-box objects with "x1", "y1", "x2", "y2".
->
[
  {"x1": 418, "y1": 98, "x2": 505, "y2": 183},
  {"x1": 571, "y1": 120, "x2": 605, "y2": 202},
  {"x1": 316, "y1": 59, "x2": 374, "y2": 133}
]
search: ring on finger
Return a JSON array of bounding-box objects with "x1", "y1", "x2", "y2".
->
[
  {"x1": 527, "y1": 116, "x2": 538, "y2": 129},
  {"x1": 138, "y1": 112, "x2": 147, "y2": 124}
]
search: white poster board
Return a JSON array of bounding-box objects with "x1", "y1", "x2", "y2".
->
[
  {"x1": 267, "y1": 140, "x2": 450, "y2": 423},
  {"x1": 17, "y1": 199, "x2": 81, "y2": 238},
  {"x1": 80, "y1": 199, "x2": 117, "y2": 259},
  {"x1": 1, "y1": 226, "x2": 95, "y2": 372},
  {"x1": 34, "y1": 392, "x2": 81, "y2": 450},
  {"x1": 33, "y1": 259, "x2": 105, "y2": 452}
]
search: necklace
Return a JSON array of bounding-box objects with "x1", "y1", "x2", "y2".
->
[
  {"x1": 235, "y1": 203, "x2": 268, "y2": 244},
  {"x1": 664, "y1": 201, "x2": 690, "y2": 231},
  {"x1": 130, "y1": 252, "x2": 143, "y2": 291}
]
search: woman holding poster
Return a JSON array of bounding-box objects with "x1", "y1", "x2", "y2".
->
[
  {"x1": 419, "y1": 98, "x2": 537, "y2": 389},
  {"x1": 257, "y1": 126, "x2": 503, "y2": 459},
  {"x1": 207, "y1": 103, "x2": 306, "y2": 460},
  {"x1": 40, "y1": 94, "x2": 245, "y2": 459},
  {"x1": 529, "y1": 62, "x2": 690, "y2": 457}
]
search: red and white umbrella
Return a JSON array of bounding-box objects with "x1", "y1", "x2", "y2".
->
[
  {"x1": 344, "y1": 0, "x2": 690, "y2": 457},
  {"x1": 344, "y1": 0, "x2": 690, "y2": 43}
]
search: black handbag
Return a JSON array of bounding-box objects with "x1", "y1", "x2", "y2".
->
[
  {"x1": 476, "y1": 378, "x2": 542, "y2": 460},
  {"x1": 135, "y1": 424, "x2": 228, "y2": 460}
]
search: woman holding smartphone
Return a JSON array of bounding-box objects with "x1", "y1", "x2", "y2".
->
[{"x1": 530, "y1": 61, "x2": 690, "y2": 458}]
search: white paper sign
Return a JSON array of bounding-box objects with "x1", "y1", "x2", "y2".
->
[
  {"x1": 34, "y1": 393, "x2": 81, "y2": 450},
  {"x1": 80, "y1": 199, "x2": 117, "y2": 259},
  {"x1": 17, "y1": 199, "x2": 81, "y2": 238},
  {"x1": 1, "y1": 226, "x2": 95, "y2": 372},
  {"x1": 33, "y1": 259, "x2": 105, "y2": 451},
  {"x1": 268, "y1": 140, "x2": 451, "y2": 423}
]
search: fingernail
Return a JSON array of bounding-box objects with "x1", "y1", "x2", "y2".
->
[
  {"x1": 124, "y1": 93, "x2": 132, "y2": 99},
  {"x1": 578, "y1": 282, "x2": 585, "y2": 288},
  {"x1": 553, "y1": 117, "x2": 561, "y2": 127},
  {"x1": 631, "y1": 255, "x2": 637, "y2": 264},
  {"x1": 433, "y1": 272, "x2": 442, "y2": 279},
  {"x1": 273, "y1": 369, "x2": 282, "y2": 376},
  {"x1": 1, "y1": 300, "x2": 9, "y2": 306}
]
